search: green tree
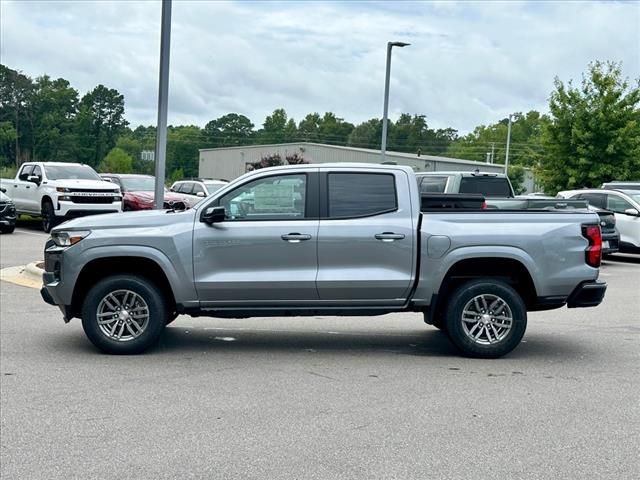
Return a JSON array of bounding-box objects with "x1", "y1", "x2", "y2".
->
[
  {"x1": 76, "y1": 84, "x2": 128, "y2": 167},
  {"x1": 99, "y1": 147, "x2": 133, "y2": 173},
  {"x1": 0, "y1": 65, "x2": 35, "y2": 166},
  {"x1": 447, "y1": 111, "x2": 547, "y2": 167},
  {"x1": 539, "y1": 61, "x2": 640, "y2": 193},
  {"x1": 298, "y1": 113, "x2": 321, "y2": 142},
  {"x1": 166, "y1": 125, "x2": 203, "y2": 178},
  {"x1": 260, "y1": 108, "x2": 288, "y2": 144},
  {"x1": 318, "y1": 112, "x2": 354, "y2": 145},
  {"x1": 31, "y1": 75, "x2": 79, "y2": 162},
  {"x1": 203, "y1": 113, "x2": 254, "y2": 147},
  {"x1": 347, "y1": 118, "x2": 383, "y2": 149},
  {"x1": 507, "y1": 165, "x2": 526, "y2": 195},
  {"x1": 0, "y1": 121, "x2": 17, "y2": 166}
]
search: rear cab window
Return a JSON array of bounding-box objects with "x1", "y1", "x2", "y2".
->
[
  {"x1": 418, "y1": 176, "x2": 448, "y2": 193},
  {"x1": 459, "y1": 176, "x2": 512, "y2": 197},
  {"x1": 327, "y1": 173, "x2": 397, "y2": 218}
]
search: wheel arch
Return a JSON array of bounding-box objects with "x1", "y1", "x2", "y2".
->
[
  {"x1": 428, "y1": 256, "x2": 538, "y2": 326},
  {"x1": 70, "y1": 256, "x2": 177, "y2": 319}
]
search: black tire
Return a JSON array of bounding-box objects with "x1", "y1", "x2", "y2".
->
[
  {"x1": 81, "y1": 274, "x2": 167, "y2": 354},
  {"x1": 41, "y1": 200, "x2": 60, "y2": 233},
  {"x1": 445, "y1": 279, "x2": 527, "y2": 359},
  {"x1": 0, "y1": 224, "x2": 15, "y2": 234}
]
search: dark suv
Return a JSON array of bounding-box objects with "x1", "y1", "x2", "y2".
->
[{"x1": 0, "y1": 187, "x2": 17, "y2": 234}]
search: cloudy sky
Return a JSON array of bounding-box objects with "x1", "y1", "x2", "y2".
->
[{"x1": 1, "y1": 0, "x2": 639, "y2": 133}]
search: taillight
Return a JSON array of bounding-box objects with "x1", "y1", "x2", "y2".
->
[
  {"x1": 582, "y1": 224, "x2": 602, "y2": 268},
  {"x1": 481, "y1": 200, "x2": 487, "y2": 210}
]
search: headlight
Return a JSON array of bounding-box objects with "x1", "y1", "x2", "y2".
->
[
  {"x1": 51, "y1": 230, "x2": 91, "y2": 247},
  {"x1": 56, "y1": 187, "x2": 71, "y2": 193}
]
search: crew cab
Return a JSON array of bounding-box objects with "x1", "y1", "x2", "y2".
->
[
  {"x1": 0, "y1": 162, "x2": 122, "y2": 232},
  {"x1": 41, "y1": 164, "x2": 606, "y2": 358}
]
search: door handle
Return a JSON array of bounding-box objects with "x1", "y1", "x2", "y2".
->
[
  {"x1": 26, "y1": 185, "x2": 30, "y2": 189},
  {"x1": 375, "y1": 232, "x2": 405, "y2": 242},
  {"x1": 281, "y1": 233, "x2": 312, "y2": 243}
]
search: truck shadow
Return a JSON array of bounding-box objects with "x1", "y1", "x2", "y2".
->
[
  {"x1": 150, "y1": 326, "x2": 592, "y2": 360},
  {"x1": 156, "y1": 326, "x2": 459, "y2": 357},
  {"x1": 603, "y1": 254, "x2": 640, "y2": 265}
]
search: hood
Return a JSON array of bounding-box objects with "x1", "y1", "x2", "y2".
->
[
  {"x1": 53, "y1": 208, "x2": 195, "y2": 231},
  {"x1": 0, "y1": 190, "x2": 11, "y2": 202},
  {"x1": 50, "y1": 179, "x2": 119, "y2": 191},
  {"x1": 126, "y1": 190, "x2": 184, "y2": 201}
]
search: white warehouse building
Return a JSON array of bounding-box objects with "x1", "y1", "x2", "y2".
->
[{"x1": 199, "y1": 142, "x2": 535, "y2": 192}]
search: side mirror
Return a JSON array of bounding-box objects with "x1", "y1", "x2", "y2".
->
[
  {"x1": 27, "y1": 175, "x2": 41, "y2": 185},
  {"x1": 0, "y1": 187, "x2": 6, "y2": 193},
  {"x1": 624, "y1": 208, "x2": 640, "y2": 217},
  {"x1": 196, "y1": 191, "x2": 205, "y2": 198},
  {"x1": 170, "y1": 187, "x2": 176, "y2": 192},
  {"x1": 103, "y1": 178, "x2": 113, "y2": 183},
  {"x1": 201, "y1": 206, "x2": 226, "y2": 224}
]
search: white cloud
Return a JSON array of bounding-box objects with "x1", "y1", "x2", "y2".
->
[{"x1": 1, "y1": 0, "x2": 638, "y2": 133}]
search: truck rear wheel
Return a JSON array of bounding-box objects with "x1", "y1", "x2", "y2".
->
[
  {"x1": 81, "y1": 274, "x2": 167, "y2": 354},
  {"x1": 445, "y1": 279, "x2": 527, "y2": 358}
]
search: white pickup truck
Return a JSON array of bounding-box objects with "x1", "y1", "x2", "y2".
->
[{"x1": 0, "y1": 162, "x2": 122, "y2": 232}]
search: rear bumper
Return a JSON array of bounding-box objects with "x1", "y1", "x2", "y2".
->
[
  {"x1": 567, "y1": 280, "x2": 607, "y2": 308},
  {"x1": 601, "y1": 232, "x2": 619, "y2": 254}
]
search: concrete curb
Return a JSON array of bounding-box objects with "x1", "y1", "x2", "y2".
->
[{"x1": 0, "y1": 261, "x2": 44, "y2": 289}]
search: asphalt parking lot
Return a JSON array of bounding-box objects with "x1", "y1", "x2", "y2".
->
[{"x1": 1, "y1": 225, "x2": 639, "y2": 480}]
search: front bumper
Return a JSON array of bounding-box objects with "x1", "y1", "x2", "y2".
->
[
  {"x1": 41, "y1": 241, "x2": 74, "y2": 322},
  {"x1": 56, "y1": 200, "x2": 121, "y2": 217},
  {"x1": 567, "y1": 280, "x2": 607, "y2": 308}
]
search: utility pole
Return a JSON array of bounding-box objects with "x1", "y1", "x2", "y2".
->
[
  {"x1": 381, "y1": 41, "x2": 410, "y2": 162},
  {"x1": 491, "y1": 142, "x2": 495, "y2": 164},
  {"x1": 154, "y1": 0, "x2": 172, "y2": 209},
  {"x1": 504, "y1": 114, "x2": 512, "y2": 175}
]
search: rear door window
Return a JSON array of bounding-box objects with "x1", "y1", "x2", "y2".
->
[
  {"x1": 327, "y1": 173, "x2": 397, "y2": 218},
  {"x1": 459, "y1": 177, "x2": 512, "y2": 197}
]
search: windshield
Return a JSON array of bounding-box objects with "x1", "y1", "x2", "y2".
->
[
  {"x1": 626, "y1": 192, "x2": 640, "y2": 204},
  {"x1": 121, "y1": 176, "x2": 156, "y2": 192},
  {"x1": 204, "y1": 182, "x2": 226, "y2": 193},
  {"x1": 44, "y1": 164, "x2": 101, "y2": 181}
]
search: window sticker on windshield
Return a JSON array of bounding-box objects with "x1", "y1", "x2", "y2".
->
[{"x1": 253, "y1": 184, "x2": 294, "y2": 211}]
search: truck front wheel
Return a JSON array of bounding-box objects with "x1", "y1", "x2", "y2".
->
[
  {"x1": 41, "y1": 200, "x2": 60, "y2": 233},
  {"x1": 81, "y1": 275, "x2": 167, "y2": 354},
  {"x1": 445, "y1": 279, "x2": 527, "y2": 358}
]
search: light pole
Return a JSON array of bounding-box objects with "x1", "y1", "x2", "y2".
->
[
  {"x1": 381, "y1": 41, "x2": 410, "y2": 162},
  {"x1": 154, "y1": 0, "x2": 172, "y2": 209},
  {"x1": 504, "y1": 113, "x2": 513, "y2": 175}
]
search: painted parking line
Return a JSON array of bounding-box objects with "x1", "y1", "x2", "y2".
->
[{"x1": 14, "y1": 228, "x2": 48, "y2": 237}]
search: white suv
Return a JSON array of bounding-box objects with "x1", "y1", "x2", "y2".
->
[
  {"x1": 170, "y1": 179, "x2": 228, "y2": 201},
  {"x1": 557, "y1": 188, "x2": 640, "y2": 253}
]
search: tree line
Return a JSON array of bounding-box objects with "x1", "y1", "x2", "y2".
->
[{"x1": 1, "y1": 61, "x2": 638, "y2": 193}]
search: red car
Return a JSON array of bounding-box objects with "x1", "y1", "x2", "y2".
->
[{"x1": 100, "y1": 174, "x2": 192, "y2": 211}]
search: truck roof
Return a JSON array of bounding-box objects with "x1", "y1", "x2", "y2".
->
[{"x1": 416, "y1": 170, "x2": 507, "y2": 177}]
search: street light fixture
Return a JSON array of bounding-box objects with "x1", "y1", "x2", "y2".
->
[{"x1": 381, "y1": 41, "x2": 410, "y2": 162}]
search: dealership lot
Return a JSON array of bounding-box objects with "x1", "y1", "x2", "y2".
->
[{"x1": 1, "y1": 227, "x2": 639, "y2": 479}]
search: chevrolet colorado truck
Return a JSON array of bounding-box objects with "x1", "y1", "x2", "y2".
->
[
  {"x1": 41, "y1": 164, "x2": 607, "y2": 358},
  {"x1": 0, "y1": 162, "x2": 122, "y2": 232}
]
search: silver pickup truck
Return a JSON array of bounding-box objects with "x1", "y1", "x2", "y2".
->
[{"x1": 41, "y1": 164, "x2": 607, "y2": 358}]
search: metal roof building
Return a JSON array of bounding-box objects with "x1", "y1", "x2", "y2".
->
[{"x1": 199, "y1": 142, "x2": 534, "y2": 192}]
